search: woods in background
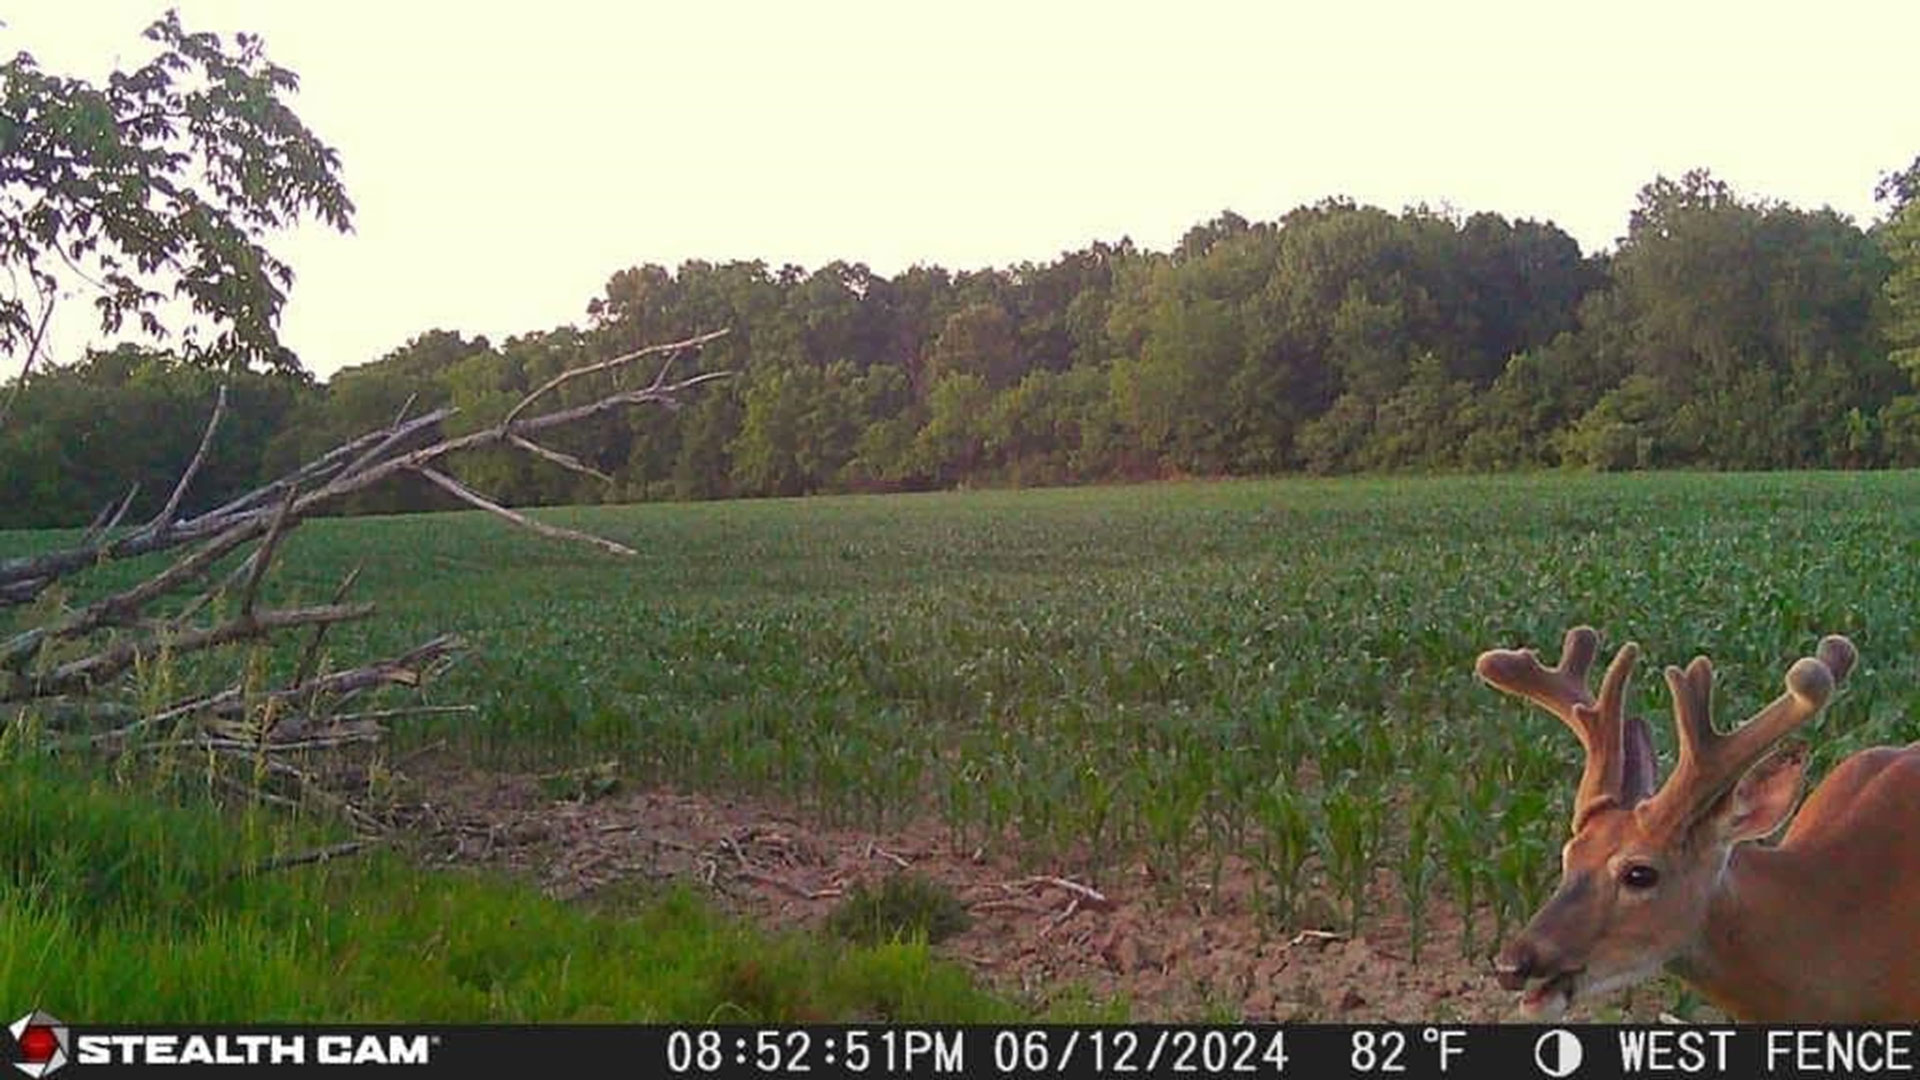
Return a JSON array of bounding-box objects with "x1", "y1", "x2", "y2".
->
[{"x1": 6, "y1": 164, "x2": 1920, "y2": 529}]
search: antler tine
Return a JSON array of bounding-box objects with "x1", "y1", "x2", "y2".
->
[
  {"x1": 1573, "y1": 641, "x2": 1640, "y2": 819},
  {"x1": 1818, "y1": 634, "x2": 1858, "y2": 683},
  {"x1": 1477, "y1": 626, "x2": 1636, "y2": 825},
  {"x1": 1665, "y1": 657, "x2": 1716, "y2": 762},
  {"x1": 1474, "y1": 625, "x2": 1599, "y2": 722},
  {"x1": 1594, "y1": 639, "x2": 1638, "y2": 737},
  {"x1": 1643, "y1": 639, "x2": 1853, "y2": 831}
]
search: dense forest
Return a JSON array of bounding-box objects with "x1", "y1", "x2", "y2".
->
[{"x1": 5, "y1": 162, "x2": 1920, "y2": 530}]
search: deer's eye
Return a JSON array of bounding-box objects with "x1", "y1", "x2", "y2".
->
[{"x1": 1621, "y1": 864, "x2": 1660, "y2": 890}]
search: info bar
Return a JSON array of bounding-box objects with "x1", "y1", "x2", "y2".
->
[
  {"x1": 657, "y1": 1025, "x2": 1920, "y2": 1080},
  {"x1": 9, "y1": 1023, "x2": 1920, "y2": 1078}
]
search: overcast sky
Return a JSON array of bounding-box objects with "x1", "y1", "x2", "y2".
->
[{"x1": 6, "y1": 0, "x2": 1916, "y2": 380}]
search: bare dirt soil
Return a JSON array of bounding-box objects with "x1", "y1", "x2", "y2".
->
[{"x1": 392, "y1": 754, "x2": 1705, "y2": 1024}]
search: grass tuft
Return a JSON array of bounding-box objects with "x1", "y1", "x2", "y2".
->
[{"x1": 824, "y1": 873, "x2": 972, "y2": 947}]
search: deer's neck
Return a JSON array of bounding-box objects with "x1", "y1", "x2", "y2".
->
[{"x1": 1670, "y1": 845, "x2": 1842, "y2": 1021}]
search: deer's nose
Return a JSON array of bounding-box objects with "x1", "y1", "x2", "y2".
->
[{"x1": 1493, "y1": 941, "x2": 1536, "y2": 990}]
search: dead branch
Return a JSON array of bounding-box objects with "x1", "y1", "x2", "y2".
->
[
  {"x1": 128, "y1": 728, "x2": 385, "y2": 755},
  {"x1": 2, "y1": 329, "x2": 729, "y2": 611},
  {"x1": 286, "y1": 363, "x2": 732, "y2": 520},
  {"x1": 969, "y1": 898, "x2": 1051, "y2": 915},
  {"x1": 1021, "y1": 874, "x2": 1115, "y2": 911},
  {"x1": 82, "y1": 483, "x2": 140, "y2": 547},
  {"x1": 293, "y1": 563, "x2": 363, "y2": 689},
  {"x1": 333, "y1": 403, "x2": 442, "y2": 492},
  {"x1": 735, "y1": 866, "x2": 843, "y2": 901},
  {"x1": 414, "y1": 466, "x2": 637, "y2": 557},
  {"x1": 3, "y1": 507, "x2": 260, "y2": 668},
  {"x1": 150, "y1": 383, "x2": 229, "y2": 534},
  {"x1": 0, "y1": 282, "x2": 55, "y2": 431},
  {"x1": 509, "y1": 433, "x2": 612, "y2": 484},
  {"x1": 80, "y1": 631, "x2": 466, "y2": 747},
  {"x1": 5, "y1": 327, "x2": 728, "y2": 837},
  {"x1": 237, "y1": 485, "x2": 297, "y2": 617},
  {"x1": 9, "y1": 602, "x2": 375, "y2": 701},
  {"x1": 1, "y1": 499, "x2": 257, "y2": 605},
  {"x1": 240, "y1": 840, "x2": 381, "y2": 878},
  {"x1": 1044, "y1": 895, "x2": 1084, "y2": 933},
  {"x1": 866, "y1": 841, "x2": 911, "y2": 868},
  {"x1": 503, "y1": 327, "x2": 727, "y2": 427},
  {"x1": 187, "y1": 408, "x2": 454, "y2": 528}
]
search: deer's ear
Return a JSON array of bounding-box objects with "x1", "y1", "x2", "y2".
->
[
  {"x1": 1621, "y1": 714, "x2": 1659, "y2": 806},
  {"x1": 1711, "y1": 742, "x2": 1808, "y2": 844}
]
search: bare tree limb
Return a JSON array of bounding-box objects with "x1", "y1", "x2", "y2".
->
[
  {"x1": 413, "y1": 466, "x2": 637, "y2": 556},
  {"x1": 4, "y1": 329, "x2": 728, "y2": 607},
  {"x1": 183, "y1": 407, "x2": 454, "y2": 528},
  {"x1": 509, "y1": 434, "x2": 613, "y2": 484},
  {"x1": 238, "y1": 485, "x2": 297, "y2": 617},
  {"x1": 81, "y1": 483, "x2": 141, "y2": 546},
  {"x1": 3, "y1": 505, "x2": 279, "y2": 672},
  {"x1": 332, "y1": 404, "x2": 448, "y2": 492},
  {"x1": 5, "y1": 327, "x2": 728, "y2": 831},
  {"x1": 84, "y1": 633, "x2": 463, "y2": 747},
  {"x1": 10, "y1": 602, "x2": 375, "y2": 701},
  {"x1": 135, "y1": 730, "x2": 385, "y2": 755},
  {"x1": 503, "y1": 327, "x2": 728, "y2": 428},
  {"x1": 514, "y1": 369, "x2": 734, "y2": 435},
  {"x1": 0, "y1": 283, "x2": 55, "y2": 431},
  {"x1": 240, "y1": 840, "x2": 380, "y2": 877},
  {"x1": 293, "y1": 562, "x2": 363, "y2": 690},
  {"x1": 149, "y1": 384, "x2": 228, "y2": 534},
  {"x1": 288, "y1": 338, "x2": 733, "y2": 513},
  {"x1": 327, "y1": 704, "x2": 477, "y2": 725}
]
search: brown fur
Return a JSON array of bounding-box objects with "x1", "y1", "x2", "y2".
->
[{"x1": 1675, "y1": 744, "x2": 1920, "y2": 1021}]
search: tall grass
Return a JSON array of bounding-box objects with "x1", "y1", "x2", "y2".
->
[{"x1": 0, "y1": 757, "x2": 1078, "y2": 1022}]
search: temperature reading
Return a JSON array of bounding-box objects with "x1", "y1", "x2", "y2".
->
[
  {"x1": 1350, "y1": 1028, "x2": 1467, "y2": 1073},
  {"x1": 1350, "y1": 1030, "x2": 1406, "y2": 1072}
]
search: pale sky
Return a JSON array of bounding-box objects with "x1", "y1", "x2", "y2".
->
[{"x1": 5, "y1": 0, "x2": 1916, "y2": 380}]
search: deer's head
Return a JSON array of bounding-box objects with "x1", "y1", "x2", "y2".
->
[{"x1": 1473, "y1": 626, "x2": 1855, "y2": 1020}]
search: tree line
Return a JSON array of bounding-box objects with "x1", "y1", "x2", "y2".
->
[{"x1": 5, "y1": 163, "x2": 1920, "y2": 530}]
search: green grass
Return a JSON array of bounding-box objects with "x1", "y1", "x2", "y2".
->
[
  {"x1": 9, "y1": 469, "x2": 1920, "y2": 978},
  {"x1": 0, "y1": 756, "x2": 1095, "y2": 1023},
  {"x1": 825, "y1": 873, "x2": 973, "y2": 947}
]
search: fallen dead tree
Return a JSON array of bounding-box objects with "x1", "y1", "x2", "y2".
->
[{"x1": 1, "y1": 328, "x2": 730, "y2": 830}]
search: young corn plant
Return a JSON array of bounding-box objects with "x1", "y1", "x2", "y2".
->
[
  {"x1": 1398, "y1": 792, "x2": 1437, "y2": 964},
  {"x1": 1015, "y1": 761, "x2": 1069, "y2": 870},
  {"x1": 1503, "y1": 788, "x2": 1557, "y2": 912},
  {"x1": 1252, "y1": 776, "x2": 1314, "y2": 929},
  {"x1": 941, "y1": 738, "x2": 990, "y2": 853},
  {"x1": 982, "y1": 766, "x2": 1016, "y2": 854},
  {"x1": 1483, "y1": 786, "x2": 1549, "y2": 945},
  {"x1": 1070, "y1": 764, "x2": 1121, "y2": 881},
  {"x1": 1190, "y1": 743, "x2": 1246, "y2": 912},
  {"x1": 1439, "y1": 803, "x2": 1484, "y2": 960},
  {"x1": 1138, "y1": 745, "x2": 1207, "y2": 901},
  {"x1": 1317, "y1": 773, "x2": 1384, "y2": 936}
]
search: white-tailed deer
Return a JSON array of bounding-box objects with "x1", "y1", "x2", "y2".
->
[{"x1": 1474, "y1": 625, "x2": 1920, "y2": 1021}]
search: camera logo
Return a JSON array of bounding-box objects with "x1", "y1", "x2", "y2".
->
[{"x1": 6, "y1": 1012, "x2": 68, "y2": 1078}]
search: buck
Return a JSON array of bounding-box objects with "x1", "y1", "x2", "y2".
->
[{"x1": 1474, "y1": 625, "x2": 1920, "y2": 1022}]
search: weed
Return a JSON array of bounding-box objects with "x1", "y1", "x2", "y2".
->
[{"x1": 825, "y1": 873, "x2": 972, "y2": 947}]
